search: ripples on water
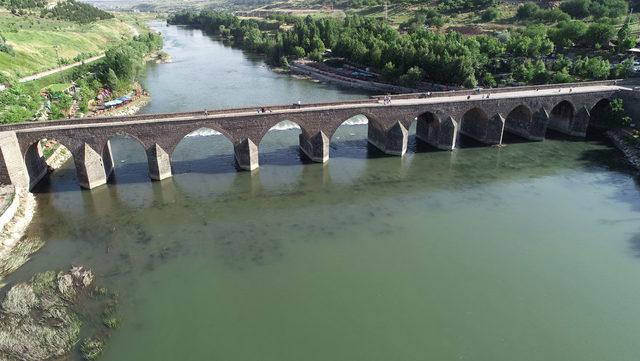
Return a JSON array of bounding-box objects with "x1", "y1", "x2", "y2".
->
[{"x1": 5, "y1": 21, "x2": 640, "y2": 361}]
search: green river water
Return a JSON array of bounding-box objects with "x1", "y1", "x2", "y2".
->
[{"x1": 4, "y1": 22, "x2": 640, "y2": 361}]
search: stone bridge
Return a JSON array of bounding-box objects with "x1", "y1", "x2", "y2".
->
[{"x1": 0, "y1": 81, "x2": 632, "y2": 190}]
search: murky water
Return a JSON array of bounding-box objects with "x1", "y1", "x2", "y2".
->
[{"x1": 5, "y1": 22, "x2": 640, "y2": 361}]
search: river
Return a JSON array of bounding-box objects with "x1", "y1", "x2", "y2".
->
[{"x1": 5, "y1": 22, "x2": 640, "y2": 361}]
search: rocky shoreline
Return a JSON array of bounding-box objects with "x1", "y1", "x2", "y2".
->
[
  {"x1": 607, "y1": 128, "x2": 640, "y2": 170},
  {"x1": 0, "y1": 266, "x2": 120, "y2": 361}
]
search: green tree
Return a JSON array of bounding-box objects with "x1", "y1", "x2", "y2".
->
[
  {"x1": 292, "y1": 46, "x2": 306, "y2": 58},
  {"x1": 516, "y1": 2, "x2": 540, "y2": 19},
  {"x1": 616, "y1": 18, "x2": 636, "y2": 53},
  {"x1": 481, "y1": 72, "x2": 497, "y2": 87},
  {"x1": 549, "y1": 20, "x2": 587, "y2": 48},
  {"x1": 481, "y1": 7, "x2": 500, "y2": 21},
  {"x1": 560, "y1": 0, "x2": 592, "y2": 18},
  {"x1": 106, "y1": 68, "x2": 119, "y2": 90},
  {"x1": 585, "y1": 22, "x2": 616, "y2": 49},
  {"x1": 399, "y1": 66, "x2": 424, "y2": 86}
]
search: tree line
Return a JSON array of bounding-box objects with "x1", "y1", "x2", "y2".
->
[
  {"x1": 40, "y1": 0, "x2": 114, "y2": 24},
  {"x1": 168, "y1": 10, "x2": 634, "y2": 88}
]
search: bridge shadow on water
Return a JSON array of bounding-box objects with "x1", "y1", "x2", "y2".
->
[{"x1": 573, "y1": 130, "x2": 640, "y2": 259}]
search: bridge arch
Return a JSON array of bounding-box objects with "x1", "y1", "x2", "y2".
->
[
  {"x1": 259, "y1": 120, "x2": 305, "y2": 166},
  {"x1": 503, "y1": 104, "x2": 543, "y2": 141},
  {"x1": 415, "y1": 111, "x2": 457, "y2": 150},
  {"x1": 549, "y1": 100, "x2": 575, "y2": 134},
  {"x1": 588, "y1": 98, "x2": 613, "y2": 130},
  {"x1": 327, "y1": 114, "x2": 370, "y2": 158},
  {"x1": 24, "y1": 138, "x2": 74, "y2": 189},
  {"x1": 460, "y1": 107, "x2": 504, "y2": 145},
  {"x1": 102, "y1": 133, "x2": 149, "y2": 183},
  {"x1": 172, "y1": 127, "x2": 236, "y2": 175}
]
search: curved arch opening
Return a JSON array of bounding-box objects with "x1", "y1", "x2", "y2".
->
[
  {"x1": 172, "y1": 127, "x2": 235, "y2": 175},
  {"x1": 414, "y1": 112, "x2": 442, "y2": 152},
  {"x1": 588, "y1": 99, "x2": 612, "y2": 136},
  {"x1": 24, "y1": 139, "x2": 74, "y2": 192},
  {"x1": 259, "y1": 120, "x2": 305, "y2": 190},
  {"x1": 103, "y1": 134, "x2": 149, "y2": 184},
  {"x1": 259, "y1": 120, "x2": 304, "y2": 166},
  {"x1": 549, "y1": 100, "x2": 575, "y2": 136},
  {"x1": 504, "y1": 105, "x2": 534, "y2": 143},
  {"x1": 331, "y1": 114, "x2": 370, "y2": 159},
  {"x1": 460, "y1": 107, "x2": 490, "y2": 147}
]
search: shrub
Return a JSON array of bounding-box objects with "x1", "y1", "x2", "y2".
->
[{"x1": 481, "y1": 7, "x2": 500, "y2": 21}]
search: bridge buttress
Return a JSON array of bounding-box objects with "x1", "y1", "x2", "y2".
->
[
  {"x1": 234, "y1": 138, "x2": 259, "y2": 171},
  {"x1": 147, "y1": 144, "x2": 172, "y2": 181},
  {"x1": 73, "y1": 143, "x2": 108, "y2": 189},
  {"x1": 299, "y1": 131, "x2": 329, "y2": 163},
  {"x1": 367, "y1": 121, "x2": 408, "y2": 156},
  {"x1": 570, "y1": 106, "x2": 591, "y2": 137}
]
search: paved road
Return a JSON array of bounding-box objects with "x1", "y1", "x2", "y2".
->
[{"x1": 14, "y1": 84, "x2": 627, "y2": 132}]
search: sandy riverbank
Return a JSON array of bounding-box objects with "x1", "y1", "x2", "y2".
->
[{"x1": 0, "y1": 186, "x2": 40, "y2": 283}]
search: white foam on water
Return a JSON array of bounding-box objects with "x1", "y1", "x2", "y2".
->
[{"x1": 184, "y1": 116, "x2": 368, "y2": 137}]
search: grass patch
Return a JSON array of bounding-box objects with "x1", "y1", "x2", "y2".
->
[{"x1": 0, "y1": 12, "x2": 142, "y2": 78}]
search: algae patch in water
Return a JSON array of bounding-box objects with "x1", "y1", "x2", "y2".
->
[{"x1": 0, "y1": 266, "x2": 121, "y2": 361}]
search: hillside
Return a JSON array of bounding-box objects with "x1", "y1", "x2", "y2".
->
[{"x1": 0, "y1": 2, "x2": 143, "y2": 78}]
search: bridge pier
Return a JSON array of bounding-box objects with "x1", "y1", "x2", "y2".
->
[
  {"x1": 367, "y1": 121, "x2": 408, "y2": 156},
  {"x1": 74, "y1": 143, "x2": 108, "y2": 189},
  {"x1": 416, "y1": 116, "x2": 457, "y2": 150},
  {"x1": 234, "y1": 138, "x2": 259, "y2": 171},
  {"x1": 569, "y1": 106, "x2": 591, "y2": 137},
  {"x1": 299, "y1": 131, "x2": 329, "y2": 162},
  {"x1": 147, "y1": 144, "x2": 172, "y2": 180}
]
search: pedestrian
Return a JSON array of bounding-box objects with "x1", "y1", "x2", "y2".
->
[
  {"x1": 569, "y1": 88, "x2": 572, "y2": 93},
  {"x1": 204, "y1": 109, "x2": 208, "y2": 116}
]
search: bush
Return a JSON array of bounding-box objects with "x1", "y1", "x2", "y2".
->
[
  {"x1": 399, "y1": 66, "x2": 424, "y2": 87},
  {"x1": 481, "y1": 7, "x2": 500, "y2": 21},
  {"x1": 516, "y1": 2, "x2": 540, "y2": 20}
]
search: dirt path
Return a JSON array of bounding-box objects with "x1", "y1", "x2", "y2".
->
[{"x1": 18, "y1": 54, "x2": 105, "y2": 83}]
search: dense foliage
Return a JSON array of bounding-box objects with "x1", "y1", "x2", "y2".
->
[
  {"x1": 0, "y1": 32, "x2": 163, "y2": 123},
  {"x1": 559, "y1": 0, "x2": 628, "y2": 19},
  {"x1": 169, "y1": 10, "x2": 632, "y2": 88},
  {"x1": 41, "y1": 0, "x2": 114, "y2": 24},
  {"x1": 0, "y1": 0, "x2": 46, "y2": 9}
]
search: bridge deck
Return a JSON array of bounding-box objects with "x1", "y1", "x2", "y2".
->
[{"x1": 10, "y1": 84, "x2": 629, "y2": 133}]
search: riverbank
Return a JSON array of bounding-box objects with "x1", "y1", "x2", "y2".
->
[
  {"x1": 289, "y1": 60, "x2": 419, "y2": 94},
  {"x1": 0, "y1": 186, "x2": 39, "y2": 282},
  {"x1": 607, "y1": 128, "x2": 640, "y2": 170}
]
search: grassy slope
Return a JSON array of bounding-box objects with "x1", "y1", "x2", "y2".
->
[{"x1": 0, "y1": 9, "x2": 140, "y2": 78}]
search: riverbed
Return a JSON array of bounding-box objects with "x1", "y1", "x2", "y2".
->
[{"x1": 4, "y1": 22, "x2": 640, "y2": 361}]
